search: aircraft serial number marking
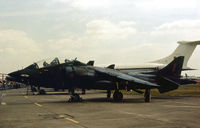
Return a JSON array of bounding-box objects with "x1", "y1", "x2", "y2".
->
[
  {"x1": 34, "y1": 103, "x2": 42, "y2": 107},
  {"x1": 65, "y1": 117, "x2": 79, "y2": 124}
]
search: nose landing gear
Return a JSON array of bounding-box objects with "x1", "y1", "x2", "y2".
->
[
  {"x1": 68, "y1": 93, "x2": 82, "y2": 102},
  {"x1": 68, "y1": 88, "x2": 83, "y2": 102}
]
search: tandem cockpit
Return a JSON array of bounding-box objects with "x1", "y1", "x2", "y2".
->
[{"x1": 24, "y1": 57, "x2": 87, "y2": 70}]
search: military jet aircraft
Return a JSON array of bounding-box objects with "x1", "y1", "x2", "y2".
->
[{"x1": 7, "y1": 56, "x2": 185, "y2": 102}]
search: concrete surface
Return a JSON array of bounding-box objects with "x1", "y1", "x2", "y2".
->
[{"x1": 1, "y1": 88, "x2": 200, "y2": 128}]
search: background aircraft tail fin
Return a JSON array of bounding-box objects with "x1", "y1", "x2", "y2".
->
[
  {"x1": 152, "y1": 40, "x2": 200, "y2": 69},
  {"x1": 157, "y1": 56, "x2": 184, "y2": 78}
]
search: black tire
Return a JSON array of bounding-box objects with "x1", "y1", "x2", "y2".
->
[
  {"x1": 144, "y1": 89, "x2": 151, "y2": 102},
  {"x1": 39, "y1": 89, "x2": 46, "y2": 95},
  {"x1": 118, "y1": 92, "x2": 123, "y2": 100},
  {"x1": 107, "y1": 90, "x2": 111, "y2": 98},
  {"x1": 31, "y1": 87, "x2": 37, "y2": 92},
  {"x1": 68, "y1": 93, "x2": 82, "y2": 102},
  {"x1": 145, "y1": 95, "x2": 150, "y2": 102},
  {"x1": 113, "y1": 91, "x2": 123, "y2": 101},
  {"x1": 54, "y1": 88, "x2": 59, "y2": 91}
]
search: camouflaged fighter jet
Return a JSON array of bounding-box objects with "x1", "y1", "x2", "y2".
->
[{"x1": 7, "y1": 56, "x2": 185, "y2": 102}]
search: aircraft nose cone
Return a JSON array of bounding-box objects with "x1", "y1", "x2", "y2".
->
[
  {"x1": 8, "y1": 72, "x2": 18, "y2": 77},
  {"x1": 7, "y1": 71, "x2": 22, "y2": 81},
  {"x1": 6, "y1": 75, "x2": 15, "y2": 81}
]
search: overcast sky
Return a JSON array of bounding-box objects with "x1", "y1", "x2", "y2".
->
[{"x1": 0, "y1": 0, "x2": 200, "y2": 76}]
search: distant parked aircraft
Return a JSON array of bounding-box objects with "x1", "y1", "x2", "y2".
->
[{"x1": 116, "y1": 40, "x2": 200, "y2": 72}]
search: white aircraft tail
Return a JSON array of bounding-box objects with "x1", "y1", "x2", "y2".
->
[{"x1": 152, "y1": 40, "x2": 200, "y2": 69}]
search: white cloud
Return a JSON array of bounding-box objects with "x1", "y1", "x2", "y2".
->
[
  {"x1": 0, "y1": 20, "x2": 137, "y2": 73},
  {"x1": 151, "y1": 19, "x2": 200, "y2": 41},
  {"x1": 0, "y1": 29, "x2": 42, "y2": 73},
  {"x1": 119, "y1": 21, "x2": 136, "y2": 27},
  {"x1": 135, "y1": 0, "x2": 197, "y2": 10},
  {"x1": 46, "y1": 20, "x2": 137, "y2": 63},
  {"x1": 47, "y1": 19, "x2": 137, "y2": 49},
  {"x1": 57, "y1": 0, "x2": 111, "y2": 9},
  {"x1": 84, "y1": 20, "x2": 136, "y2": 40},
  {"x1": 1, "y1": 19, "x2": 200, "y2": 75}
]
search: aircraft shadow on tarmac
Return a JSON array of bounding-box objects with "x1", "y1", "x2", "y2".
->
[
  {"x1": 32, "y1": 98, "x2": 145, "y2": 104},
  {"x1": 83, "y1": 97, "x2": 145, "y2": 103},
  {"x1": 37, "y1": 96, "x2": 183, "y2": 104},
  {"x1": 40, "y1": 92, "x2": 105, "y2": 95},
  {"x1": 82, "y1": 96, "x2": 183, "y2": 103},
  {"x1": 4, "y1": 96, "x2": 183, "y2": 106}
]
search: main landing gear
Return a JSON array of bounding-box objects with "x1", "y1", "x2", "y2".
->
[
  {"x1": 39, "y1": 89, "x2": 46, "y2": 95},
  {"x1": 26, "y1": 85, "x2": 37, "y2": 95},
  {"x1": 144, "y1": 88, "x2": 151, "y2": 102},
  {"x1": 37, "y1": 86, "x2": 46, "y2": 95},
  {"x1": 108, "y1": 82, "x2": 123, "y2": 101},
  {"x1": 106, "y1": 89, "x2": 123, "y2": 101},
  {"x1": 68, "y1": 89, "x2": 83, "y2": 102},
  {"x1": 82, "y1": 88, "x2": 86, "y2": 95},
  {"x1": 113, "y1": 90, "x2": 123, "y2": 101}
]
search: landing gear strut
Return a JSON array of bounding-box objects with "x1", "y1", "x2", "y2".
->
[
  {"x1": 26, "y1": 85, "x2": 35, "y2": 95},
  {"x1": 144, "y1": 88, "x2": 151, "y2": 102},
  {"x1": 31, "y1": 86, "x2": 37, "y2": 95},
  {"x1": 113, "y1": 82, "x2": 123, "y2": 101},
  {"x1": 82, "y1": 88, "x2": 86, "y2": 94},
  {"x1": 113, "y1": 90, "x2": 123, "y2": 101},
  {"x1": 68, "y1": 88, "x2": 74, "y2": 95}
]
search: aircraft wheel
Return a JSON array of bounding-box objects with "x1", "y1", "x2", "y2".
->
[
  {"x1": 31, "y1": 86, "x2": 37, "y2": 92},
  {"x1": 113, "y1": 91, "x2": 123, "y2": 101},
  {"x1": 54, "y1": 88, "x2": 59, "y2": 91},
  {"x1": 39, "y1": 89, "x2": 46, "y2": 95},
  {"x1": 107, "y1": 90, "x2": 111, "y2": 98},
  {"x1": 68, "y1": 93, "x2": 82, "y2": 102},
  {"x1": 144, "y1": 89, "x2": 151, "y2": 102}
]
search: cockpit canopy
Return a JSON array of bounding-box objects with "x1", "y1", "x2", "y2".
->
[{"x1": 24, "y1": 57, "x2": 87, "y2": 70}]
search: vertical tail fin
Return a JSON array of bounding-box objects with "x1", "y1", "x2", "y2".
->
[
  {"x1": 157, "y1": 56, "x2": 184, "y2": 78},
  {"x1": 157, "y1": 56, "x2": 184, "y2": 93},
  {"x1": 152, "y1": 40, "x2": 200, "y2": 69}
]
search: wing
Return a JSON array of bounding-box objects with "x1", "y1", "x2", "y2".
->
[{"x1": 94, "y1": 67, "x2": 159, "y2": 87}]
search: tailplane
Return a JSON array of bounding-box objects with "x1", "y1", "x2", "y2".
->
[{"x1": 152, "y1": 40, "x2": 200, "y2": 70}]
